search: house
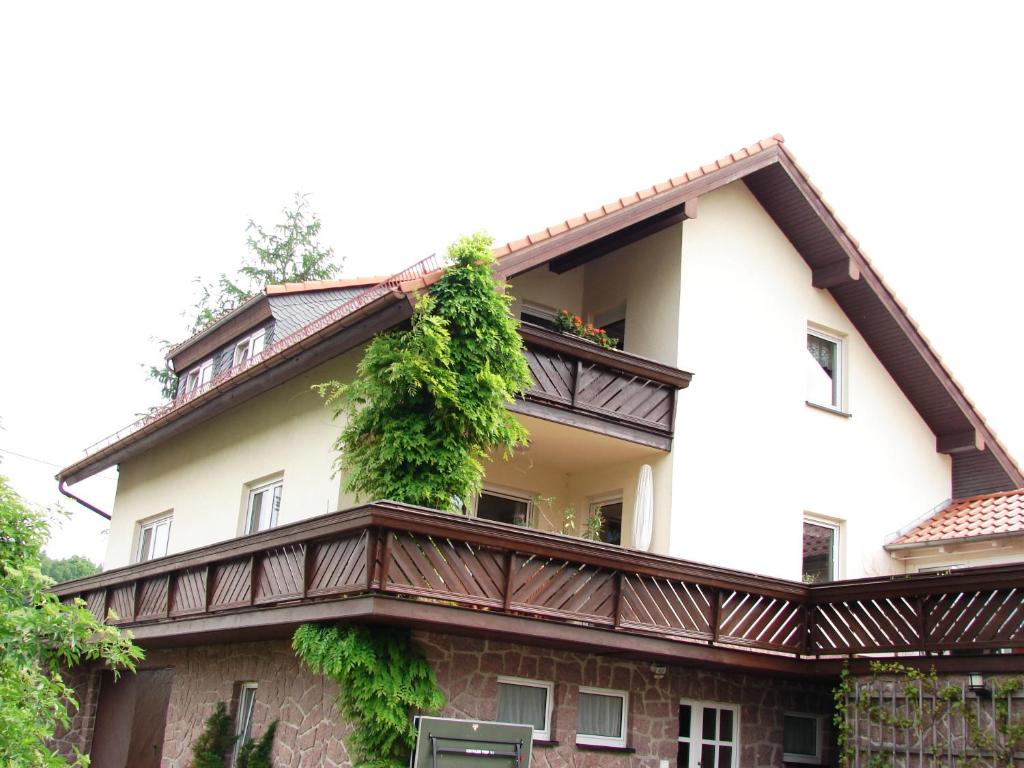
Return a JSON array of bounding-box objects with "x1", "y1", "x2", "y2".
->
[{"x1": 52, "y1": 136, "x2": 1024, "y2": 768}]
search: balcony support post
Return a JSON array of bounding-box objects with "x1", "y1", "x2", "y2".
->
[
  {"x1": 503, "y1": 551, "x2": 515, "y2": 612},
  {"x1": 377, "y1": 529, "x2": 392, "y2": 593}
]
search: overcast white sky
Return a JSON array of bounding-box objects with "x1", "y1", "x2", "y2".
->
[{"x1": 1, "y1": 2, "x2": 1022, "y2": 565}]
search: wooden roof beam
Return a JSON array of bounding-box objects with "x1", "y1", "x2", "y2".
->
[
  {"x1": 812, "y1": 258, "x2": 861, "y2": 289},
  {"x1": 937, "y1": 429, "x2": 986, "y2": 455}
]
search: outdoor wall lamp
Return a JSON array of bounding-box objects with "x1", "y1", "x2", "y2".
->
[
  {"x1": 650, "y1": 663, "x2": 668, "y2": 681},
  {"x1": 968, "y1": 672, "x2": 991, "y2": 698}
]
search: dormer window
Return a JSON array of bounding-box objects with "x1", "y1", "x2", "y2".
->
[
  {"x1": 184, "y1": 358, "x2": 214, "y2": 394},
  {"x1": 233, "y1": 329, "x2": 266, "y2": 366}
]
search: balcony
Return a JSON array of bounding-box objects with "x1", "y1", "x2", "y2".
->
[
  {"x1": 53, "y1": 503, "x2": 1024, "y2": 676},
  {"x1": 513, "y1": 323, "x2": 692, "y2": 450}
]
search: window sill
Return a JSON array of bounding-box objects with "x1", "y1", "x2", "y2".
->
[
  {"x1": 805, "y1": 400, "x2": 852, "y2": 418},
  {"x1": 574, "y1": 744, "x2": 634, "y2": 753},
  {"x1": 532, "y1": 740, "x2": 559, "y2": 748}
]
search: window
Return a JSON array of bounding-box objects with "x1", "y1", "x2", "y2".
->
[
  {"x1": 231, "y1": 683, "x2": 258, "y2": 766},
  {"x1": 233, "y1": 328, "x2": 266, "y2": 366},
  {"x1": 184, "y1": 358, "x2": 214, "y2": 394},
  {"x1": 802, "y1": 517, "x2": 839, "y2": 583},
  {"x1": 520, "y1": 303, "x2": 558, "y2": 331},
  {"x1": 590, "y1": 496, "x2": 623, "y2": 546},
  {"x1": 475, "y1": 488, "x2": 534, "y2": 527},
  {"x1": 806, "y1": 327, "x2": 843, "y2": 409},
  {"x1": 496, "y1": 677, "x2": 553, "y2": 741},
  {"x1": 135, "y1": 514, "x2": 172, "y2": 563},
  {"x1": 678, "y1": 701, "x2": 738, "y2": 768},
  {"x1": 594, "y1": 307, "x2": 626, "y2": 350},
  {"x1": 576, "y1": 687, "x2": 628, "y2": 748},
  {"x1": 783, "y1": 712, "x2": 824, "y2": 765},
  {"x1": 245, "y1": 480, "x2": 282, "y2": 534}
]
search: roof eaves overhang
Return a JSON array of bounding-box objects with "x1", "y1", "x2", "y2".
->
[
  {"x1": 885, "y1": 529, "x2": 1024, "y2": 552},
  {"x1": 58, "y1": 291, "x2": 414, "y2": 485}
]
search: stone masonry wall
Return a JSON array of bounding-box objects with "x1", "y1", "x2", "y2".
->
[{"x1": 57, "y1": 631, "x2": 835, "y2": 768}]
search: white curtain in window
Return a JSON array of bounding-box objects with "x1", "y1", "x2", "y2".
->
[
  {"x1": 578, "y1": 692, "x2": 623, "y2": 737},
  {"x1": 497, "y1": 683, "x2": 546, "y2": 730}
]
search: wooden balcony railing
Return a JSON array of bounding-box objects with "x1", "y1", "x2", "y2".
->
[
  {"x1": 513, "y1": 323, "x2": 693, "y2": 449},
  {"x1": 53, "y1": 504, "x2": 1024, "y2": 668}
]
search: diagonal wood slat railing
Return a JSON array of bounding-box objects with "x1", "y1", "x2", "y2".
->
[{"x1": 52, "y1": 503, "x2": 1024, "y2": 663}]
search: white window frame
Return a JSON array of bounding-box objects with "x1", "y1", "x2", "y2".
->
[
  {"x1": 520, "y1": 302, "x2": 558, "y2": 327},
  {"x1": 184, "y1": 358, "x2": 214, "y2": 394},
  {"x1": 231, "y1": 682, "x2": 258, "y2": 766},
  {"x1": 233, "y1": 328, "x2": 266, "y2": 366},
  {"x1": 472, "y1": 485, "x2": 536, "y2": 528},
  {"x1": 782, "y1": 711, "x2": 825, "y2": 765},
  {"x1": 588, "y1": 493, "x2": 624, "y2": 546},
  {"x1": 244, "y1": 478, "x2": 283, "y2": 535},
  {"x1": 806, "y1": 326, "x2": 845, "y2": 411},
  {"x1": 134, "y1": 514, "x2": 172, "y2": 563},
  {"x1": 496, "y1": 676, "x2": 554, "y2": 742},
  {"x1": 576, "y1": 686, "x2": 628, "y2": 748},
  {"x1": 678, "y1": 699, "x2": 739, "y2": 768},
  {"x1": 802, "y1": 514, "x2": 841, "y2": 583}
]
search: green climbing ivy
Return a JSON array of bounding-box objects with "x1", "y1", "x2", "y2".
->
[
  {"x1": 292, "y1": 624, "x2": 445, "y2": 768},
  {"x1": 835, "y1": 661, "x2": 1024, "y2": 767},
  {"x1": 316, "y1": 232, "x2": 531, "y2": 510}
]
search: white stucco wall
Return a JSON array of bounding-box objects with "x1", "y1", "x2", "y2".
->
[
  {"x1": 105, "y1": 351, "x2": 359, "y2": 570},
  {"x1": 670, "y1": 181, "x2": 951, "y2": 580}
]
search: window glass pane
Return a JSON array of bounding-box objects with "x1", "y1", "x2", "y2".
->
[
  {"x1": 678, "y1": 704, "x2": 692, "y2": 738},
  {"x1": 477, "y1": 493, "x2": 531, "y2": 526},
  {"x1": 249, "y1": 492, "x2": 264, "y2": 533},
  {"x1": 784, "y1": 715, "x2": 817, "y2": 756},
  {"x1": 701, "y1": 708, "x2": 716, "y2": 740},
  {"x1": 603, "y1": 318, "x2": 625, "y2": 349},
  {"x1": 577, "y1": 692, "x2": 623, "y2": 738},
  {"x1": 497, "y1": 683, "x2": 547, "y2": 732},
  {"x1": 596, "y1": 501, "x2": 622, "y2": 545},
  {"x1": 186, "y1": 371, "x2": 199, "y2": 392},
  {"x1": 199, "y1": 361, "x2": 213, "y2": 385},
  {"x1": 717, "y1": 745, "x2": 732, "y2": 768},
  {"x1": 718, "y1": 708, "x2": 733, "y2": 741},
  {"x1": 803, "y1": 522, "x2": 836, "y2": 583},
  {"x1": 271, "y1": 485, "x2": 282, "y2": 527},
  {"x1": 806, "y1": 333, "x2": 838, "y2": 405},
  {"x1": 251, "y1": 331, "x2": 265, "y2": 356},
  {"x1": 152, "y1": 521, "x2": 170, "y2": 558},
  {"x1": 677, "y1": 742, "x2": 689, "y2": 767},
  {"x1": 235, "y1": 341, "x2": 249, "y2": 365},
  {"x1": 701, "y1": 744, "x2": 715, "y2": 768},
  {"x1": 138, "y1": 526, "x2": 153, "y2": 561}
]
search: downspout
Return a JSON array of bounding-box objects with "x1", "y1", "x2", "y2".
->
[{"x1": 58, "y1": 479, "x2": 111, "y2": 520}]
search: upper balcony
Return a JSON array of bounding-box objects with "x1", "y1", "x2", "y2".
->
[
  {"x1": 513, "y1": 323, "x2": 691, "y2": 450},
  {"x1": 53, "y1": 503, "x2": 1024, "y2": 676}
]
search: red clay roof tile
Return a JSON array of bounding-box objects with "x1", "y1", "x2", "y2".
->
[{"x1": 891, "y1": 489, "x2": 1024, "y2": 546}]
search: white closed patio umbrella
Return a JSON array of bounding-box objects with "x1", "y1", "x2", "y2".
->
[{"x1": 632, "y1": 464, "x2": 654, "y2": 551}]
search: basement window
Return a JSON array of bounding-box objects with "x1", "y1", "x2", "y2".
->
[
  {"x1": 496, "y1": 677, "x2": 554, "y2": 741},
  {"x1": 232, "y1": 682, "x2": 258, "y2": 766},
  {"x1": 233, "y1": 328, "x2": 266, "y2": 366},
  {"x1": 576, "y1": 687, "x2": 628, "y2": 748},
  {"x1": 783, "y1": 712, "x2": 824, "y2": 765}
]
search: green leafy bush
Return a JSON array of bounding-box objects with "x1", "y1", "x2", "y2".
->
[
  {"x1": 189, "y1": 702, "x2": 236, "y2": 768},
  {"x1": 292, "y1": 624, "x2": 444, "y2": 768},
  {"x1": 0, "y1": 475, "x2": 142, "y2": 767},
  {"x1": 236, "y1": 720, "x2": 277, "y2": 768}
]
